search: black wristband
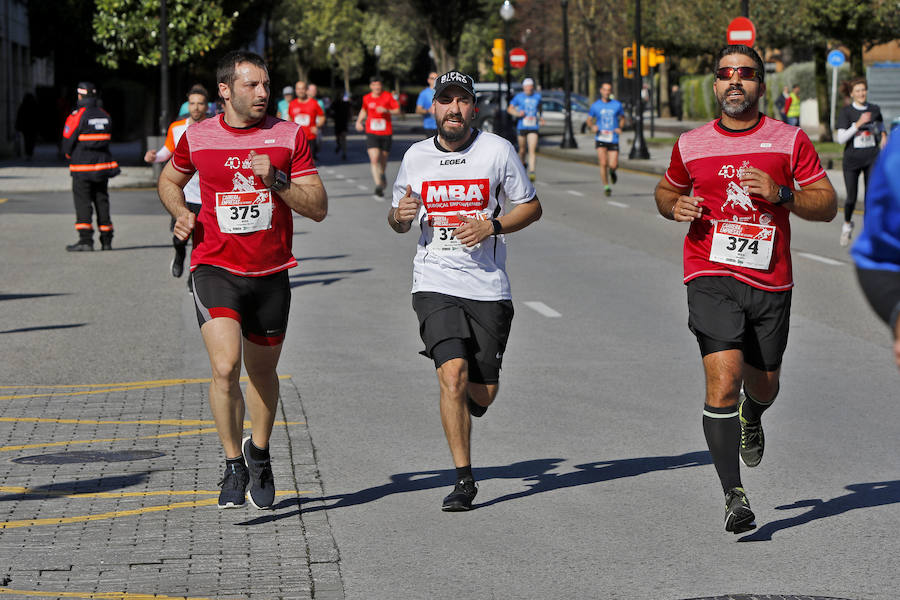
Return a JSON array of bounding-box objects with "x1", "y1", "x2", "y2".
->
[{"x1": 491, "y1": 219, "x2": 502, "y2": 235}]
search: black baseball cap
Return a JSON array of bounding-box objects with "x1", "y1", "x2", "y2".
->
[
  {"x1": 433, "y1": 71, "x2": 475, "y2": 101},
  {"x1": 76, "y1": 82, "x2": 97, "y2": 96}
]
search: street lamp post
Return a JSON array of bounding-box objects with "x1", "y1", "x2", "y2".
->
[
  {"x1": 628, "y1": 0, "x2": 650, "y2": 159},
  {"x1": 500, "y1": 1, "x2": 515, "y2": 142},
  {"x1": 159, "y1": 0, "x2": 169, "y2": 136},
  {"x1": 374, "y1": 44, "x2": 382, "y2": 78},
  {"x1": 328, "y1": 42, "x2": 337, "y2": 98},
  {"x1": 560, "y1": 0, "x2": 577, "y2": 148}
]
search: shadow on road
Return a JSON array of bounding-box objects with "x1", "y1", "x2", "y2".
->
[
  {"x1": 0, "y1": 293, "x2": 69, "y2": 302},
  {"x1": 0, "y1": 473, "x2": 150, "y2": 501},
  {"x1": 288, "y1": 267, "x2": 371, "y2": 288},
  {"x1": 1, "y1": 323, "x2": 86, "y2": 335},
  {"x1": 739, "y1": 479, "x2": 900, "y2": 542}
]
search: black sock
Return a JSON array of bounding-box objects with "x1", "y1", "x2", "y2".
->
[
  {"x1": 740, "y1": 386, "x2": 777, "y2": 423},
  {"x1": 703, "y1": 404, "x2": 742, "y2": 494},
  {"x1": 455, "y1": 465, "x2": 473, "y2": 482},
  {"x1": 247, "y1": 439, "x2": 270, "y2": 461},
  {"x1": 226, "y1": 455, "x2": 244, "y2": 466}
]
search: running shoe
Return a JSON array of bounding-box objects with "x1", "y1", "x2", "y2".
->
[
  {"x1": 528, "y1": 171, "x2": 536, "y2": 182},
  {"x1": 374, "y1": 184, "x2": 384, "y2": 198},
  {"x1": 66, "y1": 241, "x2": 93, "y2": 252},
  {"x1": 738, "y1": 390, "x2": 765, "y2": 468},
  {"x1": 724, "y1": 487, "x2": 756, "y2": 534},
  {"x1": 468, "y1": 396, "x2": 488, "y2": 418},
  {"x1": 217, "y1": 461, "x2": 249, "y2": 509},
  {"x1": 442, "y1": 478, "x2": 477, "y2": 512},
  {"x1": 243, "y1": 436, "x2": 275, "y2": 509},
  {"x1": 610, "y1": 168, "x2": 618, "y2": 185},
  {"x1": 171, "y1": 246, "x2": 186, "y2": 278},
  {"x1": 604, "y1": 186, "x2": 611, "y2": 197},
  {"x1": 839, "y1": 221, "x2": 854, "y2": 247}
]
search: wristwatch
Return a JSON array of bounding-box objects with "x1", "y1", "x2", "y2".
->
[
  {"x1": 775, "y1": 185, "x2": 794, "y2": 205},
  {"x1": 491, "y1": 219, "x2": 503, "y2": 235},
  {"x1": 269, "y1": 168, "x2": 288, "y2": 192}
]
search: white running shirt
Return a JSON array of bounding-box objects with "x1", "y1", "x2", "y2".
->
[{"x1": 392, "y1": 130, "x2": 536, "y2": 301}]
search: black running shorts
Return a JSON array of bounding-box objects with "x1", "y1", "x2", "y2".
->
[
  {"x1": 412, "y1": 291, "x2": 514, "y2": 384},
  {"x1": 595, "y1": 141, "x2": 619, "y2": 151},
  {"x1": 191, "y1": 264, "x2": 291, "y2": 346},
  {"x1": 686, "y1": 276, "x2": 791, "y2": 371},
  {"x1": 366, "y1": 134, "x2": 392, "y2": 152},
  {"x1": 856, "y1": 267, "x2": 900, "y2": 329}
]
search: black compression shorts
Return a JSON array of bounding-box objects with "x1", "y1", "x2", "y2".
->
[
  {"x1": 412, "y1": 291, "x2": 514, "y2": 384},
  {"x1": 191, "y1": 264, "x2": 291, "y2": 346},
  {"x1": 595, "y1": 141, "x2": 619, "y2": 151},
  {"x1": 687, "y1": 276, "x2": 791, "y2": 372},
  {"x1": 856, "y1": 267, "x2": 900, "y2": 329},
  {"x1": 366, "y1": 134, "x2": 392, "y2": 152}
]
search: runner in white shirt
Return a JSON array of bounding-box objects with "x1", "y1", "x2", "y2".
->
[{"x1": 388, "y1": 70, "x2": 542, "y2": 511}]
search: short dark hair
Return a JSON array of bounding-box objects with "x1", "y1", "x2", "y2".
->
[
  {"x1": 716, "y1": 45, "x2": 765, "y2": 83},
  {"x1": 370, "y1": 75, "x2": 383, "y2": 84},
  {"x1": 847, "y1": 77, "x2": 867, "y2": 92},
  {"x1": 187, "y1": 84, "x2": 209, "y2": 101},
  {"x1": 216, "y1": 51, "x2": 268, "y2": 89}
]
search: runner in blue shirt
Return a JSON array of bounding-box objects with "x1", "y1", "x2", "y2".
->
[
  {"x1": 415, "y1": 72, "x2": 438, "y2": 137},
  {"x1": 507, "y1": 78, "x2": 543, "y2": 181},
  {"x1": 587, "y1": 82, "x2": 625, "y2": 196},
  {"x1": 276, "y1": 86, "x2": 293, "y2": 120}
]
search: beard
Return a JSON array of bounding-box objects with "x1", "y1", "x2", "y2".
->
[
  {"x1": 229, "y1": 88, "x2": 267, "y2": 122},
  {"x1": 718, "y1": 85, "x2": 758, "y2": 117},
  {"x1": 438, "y1": 112, "x2": 470, "y2": 142}
]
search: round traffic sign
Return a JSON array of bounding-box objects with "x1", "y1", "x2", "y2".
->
[
  {"x1": 726, "y1": 17, "x2": 756, "y2": 47},
  {"x1": 827, "y1": 49, "x2": 846, "y2": 68},
  {"x1": 509, "y1": 47, "x2": 528, "y2": 69}
]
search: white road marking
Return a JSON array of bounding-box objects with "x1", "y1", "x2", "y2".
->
[
  {"x1": 524, "y1": 301, "x2": 562, "y2": 318},
  {"x1": 357, "y1": 185, "x2": 369, "y2": 191},
  {"x1": 567, "y1": 190, "x2": 584, "y2": 197},
  {"x1": 607, "y1": 201, "x2": 628, "y2": 208},
  {"x1": 798, "y1": 252, "x2": 844, "y2": 266},
  {"x1": 346, "y1": 178, "x2": 356, "y2": 183},
  {"x1": 535, "y1": 180, "x2": 549, "y2": 187}
]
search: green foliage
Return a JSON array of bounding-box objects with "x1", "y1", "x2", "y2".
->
[
  {"x1": 92, "y1": 0, "x2": 234, "y2": 69},
  {"x1": 680, "y1": 74, "x2": 717, "y2": 121},
  {"x1": 360, "y1": 12, "x2": 419, "y2": 80}
]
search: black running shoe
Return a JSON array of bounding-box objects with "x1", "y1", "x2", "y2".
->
[
  {"x1": 468, "y1": 396, "x2": 488, "y2": 418},
  {"x1": 243, "y1": 436, "x2": 275, "y2": 509},
  {"x1": 724, "y1": 487, "x2": 756, "y2": 534},
  {"x1": 374, "y1": 184, "x2": 384, "y2": 197},
  {"x1": 442, "y1": 478, "x2": 477, "y2": 512},
  {"x1": 610, "y1": 168, "x2": 618, "y2": 184},
  {"x1": 738, "y1": 391, "x2": 765, "y2": 468},
  {"x1": 171, "y1": 246, "x2": 186, "y2": 278},
  {"x1": 218, "y1": 461, "x2": 249, "y2": 509},
  {"x1": 66, "y1": 241, "x2": 94, "y2": 252}
]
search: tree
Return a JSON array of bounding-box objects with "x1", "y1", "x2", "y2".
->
[
  {"x1": 401, "y1": 0, "x2": 489, "y2": 72},
  {"x1": 360, "y1": 11, "x2": 419, "y2": 87},
  {"x1": 92, "y1": 0, "x2": 234, "y2": 69}
]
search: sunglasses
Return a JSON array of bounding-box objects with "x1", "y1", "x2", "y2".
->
[{"x1": 715, "y1": 66, "x2": 760, "y2": 81}]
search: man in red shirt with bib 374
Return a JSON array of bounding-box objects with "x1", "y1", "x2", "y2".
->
[
  {"x1": 654, "y1": 45, "x2": 836, "y2": 535},
  {"x1": 158, "y1": 51, "x2": 328, "y2": 510}
]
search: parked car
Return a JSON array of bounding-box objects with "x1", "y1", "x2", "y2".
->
[{"x1": 472, "y1": 90, "x2": 590, "y2": 136}]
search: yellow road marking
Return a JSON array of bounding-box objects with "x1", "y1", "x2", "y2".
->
[
  {"x1": 0, "y1": 375, "x2": 292, "y2": 401},
  {"x1": 0, "y1": 588, "x2": 235, "y2": 599},
  {"x1": 0, "y1": 417, "x2": 303, "y2": 427},
  {"x1": 0, "y1": 486, "x2": 306, "y2": 499},
  {"x1": 0, "y1": 497, "x2": 220, "y2": 529},
  {"x1": 0, "y1": 198, "x2": 7, "y2": 204},
  {"x1": 0, "y1": 427, "x2": 220, "y2": 452}
]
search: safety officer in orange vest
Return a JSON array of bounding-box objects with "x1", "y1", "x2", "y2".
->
[{"x1": 61, "y1": 82, "x2": 121, "y2": 251}]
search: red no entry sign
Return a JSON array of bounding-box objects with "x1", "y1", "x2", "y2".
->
[
  {"x1": 726, "y1": 17, "x2": 756, "y2": 47},
  {"x1": 509, "y1": 47, "x2": 528, "y2": 69}
]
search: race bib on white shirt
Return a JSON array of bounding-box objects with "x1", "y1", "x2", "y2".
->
[
  {"x1": 522, "y1": 116, "x2": 537, "y2": 128},
  {"x1": 597, "y1": 130, "x2": 614, "y2": 143},
  {"x1": 369, "y1": 118, "x2": 387, "y2": 132},
  {"x1": 422, "y1": 178, "x2": 490, "y2": 254},
  {"x1": 854, "y1": 132, "x2": 876, "y2": 149},
  {"x1": 709, "y1": 220, "x2": 775, "y2": 270},
  {"x1": 215, "y1": 190, "x2": 273, "y2": 234},
  {"x1": 294, "y1": 113, "x2": 311, "y2": 127}
]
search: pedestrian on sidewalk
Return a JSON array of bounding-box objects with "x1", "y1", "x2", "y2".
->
[
  {"x1": 654, "y1": 45, "x2": 836, "y2": 535},
  {"x1": 157, "y1": 51, "x2": 328, "y2": 510},
  {"x1": 784, "y1": 84, "x2": 801, "y2": 126},
  {"x1": 62, "y1": 82, "x2": 120, "y2": 251}
]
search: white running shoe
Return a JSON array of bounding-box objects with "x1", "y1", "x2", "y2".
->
[{"x1": 839, "y1": 221, "x2": 854, "y2": 247}]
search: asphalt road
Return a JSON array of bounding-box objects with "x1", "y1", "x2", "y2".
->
[{"x1": 2, "y1": 132, "x2": 897, "y2": 600}]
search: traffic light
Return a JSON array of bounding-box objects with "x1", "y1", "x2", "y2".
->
[
  {"x1": 623, "y1": 44, "x2": 635, "y2": 79},
  {"x1": 640, "y1": 45, "x2": 649, "y2": 77},
  {"x1": 649, "y1": 47, "x2": 665, "y2": 68},
  {"x1": 492, "y1": 38, "x2": 505, "y2": 76}
]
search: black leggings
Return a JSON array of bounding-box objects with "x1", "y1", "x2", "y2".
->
[{"x1": 843, "y1": 162, "x2": 873, "y2": 222}]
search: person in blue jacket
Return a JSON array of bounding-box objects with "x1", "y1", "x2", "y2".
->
[
  {"x1": 507, "y1": 78, "x2": 543, "y2": 181},
  {"x1": 852, "y1": 130, "x2": 900, "y2": 368}
]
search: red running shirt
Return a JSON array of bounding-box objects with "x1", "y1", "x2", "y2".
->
[
  {"x1": 362, "y1": 92, "x2": 399, "y2": 136},
  {"x1": 664, "y1": 116, "x2": 827, "y2": 291},
  {"x1": 287, "y1": 98, "x2": 324, "y2": 140},
  {"x1": 171, "y1": 114, "x2": 317, "y2": 277}
]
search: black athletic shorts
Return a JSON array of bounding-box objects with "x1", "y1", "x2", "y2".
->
[
  {"x1": 595, "y1": 141, "x2": 619, "y2": 151},
  {"x1": 412, "y1": 291, "x2": 514, "y2": 384},
  {"x1": 366, "y1": 134, "x2": 392, "y2": 152},
  {"x1": 686, "y1": 276, "x2": 791, "y2": 371},
  {"x1": 191, "y1": 264, "x2": 291, "y2": 346},
  {"x1": 856, "y1": 267, "x2": 900, "y2": 329}
]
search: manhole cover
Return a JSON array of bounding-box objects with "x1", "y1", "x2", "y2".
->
[
  {"x1": 683, "y1": 596, "x2": 856, "y2": 600},
  {"x1": 12, "y1": 450, "x2": 165, "y2": 465}
]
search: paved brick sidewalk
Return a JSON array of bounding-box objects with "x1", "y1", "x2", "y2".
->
[{"x1": 0, "y1": 377, "x2": 342, "y2": 599}]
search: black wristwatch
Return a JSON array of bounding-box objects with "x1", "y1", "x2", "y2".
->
[
  {"x1": 269, "y1": 168, "x2": 288, "y2": 192},
  {"x1": 775, "y1": 185, "x2": 794, "y2": 206},
  {"x1": 491, "y1": 219, "x2": 503, "y2": 235}
]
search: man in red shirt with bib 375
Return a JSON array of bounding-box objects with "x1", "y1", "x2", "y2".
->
[
  {"x1": 654, "y1": 45, "x2": 836, "y2": 535},
  {"x1": 158, "y1": 51, "x2": 327, "y2": 510}
]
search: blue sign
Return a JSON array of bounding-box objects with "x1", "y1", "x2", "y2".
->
[{"x1": 827, "y1": 49, "x2": 846, "y2": 68}]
